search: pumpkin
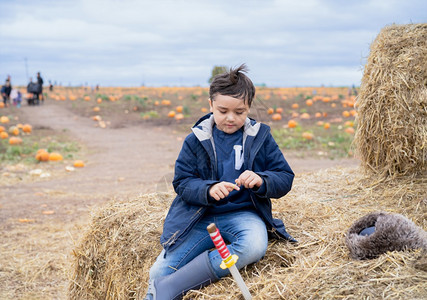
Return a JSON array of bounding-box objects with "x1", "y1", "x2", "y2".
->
[
  {"x1": 342, "y1": 110, "x2": 350, "y2": 117},
  {"x1": 275, "y1": 107, "x2": 283, "y2": 114},
  {"x1": 167, "y1": 111, "x2": 176, "y2": 118},
  {"x1": 271, "y1": 113, "x2": 282, "y2": 121},
  {"x1": 93, "y1": 107, "x2": 101, "y2": 112},
  {"x1": 345, "y1": 127, "x2": 355, "y2": 134},
  {"x1": 322, "y1": 97, "x2": 331, "y2": 103},
  {"x1": 84, "y1": 96, "x2": 91, "y2": 101},
  {"x1": 201, "y1": 107, "x2": 209, "y2": 113},
  {"x1": 154, "y1": 101, "x2": 160, "y2": 106},
  {"x1": 176, "y1": 106, "x2": 183, "y2": 113},
  {"x1": 0, "y1": 102, "x2": 4, "y2": 108},
  {"x1": 69, "y1": 95, "x2": 77, "y2": 101},
  {"x1": 291, "y1": 103, "x2": 299, "y2": 109},
  {"x1": 161, "y1": 99, "x2": 171, "y2": 106},
  {"x1": 0, "y1": 125, "x2": 5, "y2": 133},
  {"x1": 0, "y1": 116, "x2": 9, "y2": 124},
  {"x1": 9, "y1": 126, "x2": 20, "y2": 136},
  {"x1": 288, "y1": 120, "x2": 298, "y2": 128},
  {"x1": 59, "y1": 95, "x2": 66, "y2": 101},
  {"x1": 175, "y1": 113, "x2": 184, "y2": 121},
  {"x1": 97, "y1": 98, "x2": 102, "y2": 103},
  {"x1": 300, "y1": 113, "x2": 310, "y2": 119},
  {"x1": 323, "y1": 122, "x2": 331, "y2": 129},
  {"x1": 36, "y1": 150, "x2": 50, "y2": 162},
  {"x1": 22, "y1": 124, "x2": 32, "y2": 133},
  {"x1": 49, "y1": 152, "x2": 63, "y2": 161},
  {"x1": 315, "y1": 112, "x2": 322, "y2": 118},
  {"x1": 73, "y1": 160, "x2": 85, "y2": 168},
  {"x1": 0, "y1": 131, "x2": 8, "y2": 139},
  {"x1": 302, "y1": 132, "x2": 314, "y2": 140},
  {"x1": 9, "y1": 136, "x2": 22, "y2": 145},
  {"x1": 306, "y1": 99, "x2": 313, "y2": 106},
  {"x1": 267, "y1": 108, "x2": 274, "y2": 115},
  {"x1": 345, "y1": 121, "x2": 354, "y2": 127}
]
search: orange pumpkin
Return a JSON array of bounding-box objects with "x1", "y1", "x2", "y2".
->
[
  {"x1": 345, "y1": 127, "x2": 355, "y2": 134},
  {"x1": 49, "y1": 152, "x2": 63, "y2": 161},
  {"x1": 176, "y1": 106, "x2": 183, "y2": 113},
  {"x1": 97, "y1": 98, "x2": 102, "y2": 103},
  {"x1": 323, "y1": 122, "x2": 331, "y2": 129},
  {"x1": 291, "y1": 103, "x2": 299, "y2": 109},
  {"x1": 73, "y1": 160, "x2": 85, "y2": 167},
  {"x1": 93, "y1": 107, "x2": 101, "y2": 112},
  {"x1": 0, "y1": 131, "x2": 8, "y2": 139},
  {"x1": 36, "y1": 149, "x2": 50, "y2": 162},
  {"x1": 161, "y1": 99, "x2": 171, "y2": 106},
  {"x1": 302, "y1": 132, "x2": 314, "y2": 140},
  {"x1": 0, "y1": 116, "x2": 9, "y2": 124},
  {"x1": 288, "y1": 120, "x2": 298, "y2": 128},
  {"x1": 275, "y1": 107, "x2": 283, "y2": 114},
  {"x1": 0, "y1": 125, "x2": 5, "y2": 133},
  {"x1": 175, "y1": 113, "x2": 184, "y2": 121},
  {"x1": 271, "y1": 113, "x2": 282, "y2": 121},
  {"x1": 342, "y1": 110, "x2": 350, "y2": 117},
  {"x1": 267, "y1": 108, "x2": 274, "y2": 115},
  {"x1": 306, "y1": 99, "x2": 313, "y2": 106},
  {"x1": 84, "y1": 96, "x2": 91, "y2": 101},
  {"x1": 167, "y1": 111, "x2": 176, "y2": 118},
  {"x1": 300, "y1": 113, "x2": 310, "y2": 119},
  {"x1": 9, "y1": 126, "x2": 20, "y2": 136},
  {"x1": 0, "y1": 102, "x2": 4, "y2": 108},
  {"x1": 9, "y1": 136, "x2": 22, "y2": 145},
  {"x1": 201, "y1": 107, "x2": 209, "y2": 113},
  {"x1": 22, "y1": 124, "x2": 32, "y2": 133}
]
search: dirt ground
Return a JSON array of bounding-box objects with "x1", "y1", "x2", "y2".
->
[{"x1": 0, "y1": 100, "x2": 359, "y2": 299}]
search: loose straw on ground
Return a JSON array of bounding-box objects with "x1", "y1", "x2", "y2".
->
[{"x1": 68, "y1": 167, "x2": 426, "y2": 300}]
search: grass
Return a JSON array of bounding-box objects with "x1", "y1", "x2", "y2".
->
[
  {"x1": 0, "y1": 130, "x2": 82, "y2": 164},
  {"x1": 272, "y1": 123, "x2": 355, "y2": 159}
]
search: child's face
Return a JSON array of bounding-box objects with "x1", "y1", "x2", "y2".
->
[{"x1": 209, "y1": 94, "x2": 250, "y2": 134}]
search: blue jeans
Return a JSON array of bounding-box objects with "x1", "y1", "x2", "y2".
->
[{"x1": 149, "y1": 209, "x2": 268, "y2": 279}]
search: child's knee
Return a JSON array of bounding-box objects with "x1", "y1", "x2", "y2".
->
[{"x1": 236, "y1": 238, "x2": 268, "y2": 266}]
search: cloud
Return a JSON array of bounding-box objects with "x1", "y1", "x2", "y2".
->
[{"x1": 0, "y1": 0, "x2": 426, "y2": 87}]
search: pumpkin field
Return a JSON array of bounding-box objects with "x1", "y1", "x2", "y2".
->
[
  {"x1": 1, "y1": 81, "x2": 425, "y2": 300},
  {"x1": 0, "y1": 85, "x2": 363, "y2": 299}
]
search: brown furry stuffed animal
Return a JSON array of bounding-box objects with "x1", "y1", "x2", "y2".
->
[{"x1": 345, "y1": 211, "x2": 427, "y2": 260}]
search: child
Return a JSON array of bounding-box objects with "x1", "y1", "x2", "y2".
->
[{"x1": 145, "y1": 64, "x2": 295, "y2": 300}]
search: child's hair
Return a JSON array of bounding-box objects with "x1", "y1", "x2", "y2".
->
[{"x1": 209, "y1": 64, "x2": 256, "y2": 107}]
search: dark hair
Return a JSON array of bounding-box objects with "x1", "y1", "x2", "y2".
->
[{"x1": 209, "y1": 64, "x2": 256, "y2": 107}]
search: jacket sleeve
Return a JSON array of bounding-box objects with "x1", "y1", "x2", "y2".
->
[
  {"x1": 255, "y1": 132, "x2": 294, "y2": 199},
  {"x1": 172, "y1": 135, "x2": 218, "y2": 206}
]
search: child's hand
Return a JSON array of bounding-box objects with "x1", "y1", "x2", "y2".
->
[
  {"x1": 209, "y1": 181, "x2": 240, "y2": 201},
  {"x1": 235, "y1": 171, "x2": 263, "y2": 189}
]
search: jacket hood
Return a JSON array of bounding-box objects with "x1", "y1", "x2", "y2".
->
[{"x1": 191, "y1": 113, "x2": 261, "y2": 143}]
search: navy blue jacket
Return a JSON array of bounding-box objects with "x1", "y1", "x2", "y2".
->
[{"x1": 160, "y1": 114, "x2": 296, "y2": 254}]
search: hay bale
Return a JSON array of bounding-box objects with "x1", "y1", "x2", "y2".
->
[
  {"x1": 354, "y1": 23, "x2": 427, "y2": 179},
  {"x1": 68, "y1": 192, "x2": 174, "y2": 300},
  {"x1": 68, "y1": 167, "x2": 426, "y2": 299}
]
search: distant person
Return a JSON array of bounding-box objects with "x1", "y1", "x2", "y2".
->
[
  {"x1": 1, "y1": 80, "x2": 11, "y2": 106},
  {"x1": 10, "y1": 88, "x2": 22, "y2": 108},
  {"x1": 37, "y1": 72, "x2": 44, "y2": 103},
  {"x1": 49, "y1": 80, "x2": 53, "y2": 91},
  {"x1": 27, "y1": 78, "x2": 39, "y2": 105}
]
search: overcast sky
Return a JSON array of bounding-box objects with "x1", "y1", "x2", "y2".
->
[{"x1": 0, "y1": 0, "x2": 425, "y2": 87}]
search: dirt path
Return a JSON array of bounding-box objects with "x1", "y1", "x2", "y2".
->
[{"x1": 0, "y1": 101, "x2": 359, "y2": 299}]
